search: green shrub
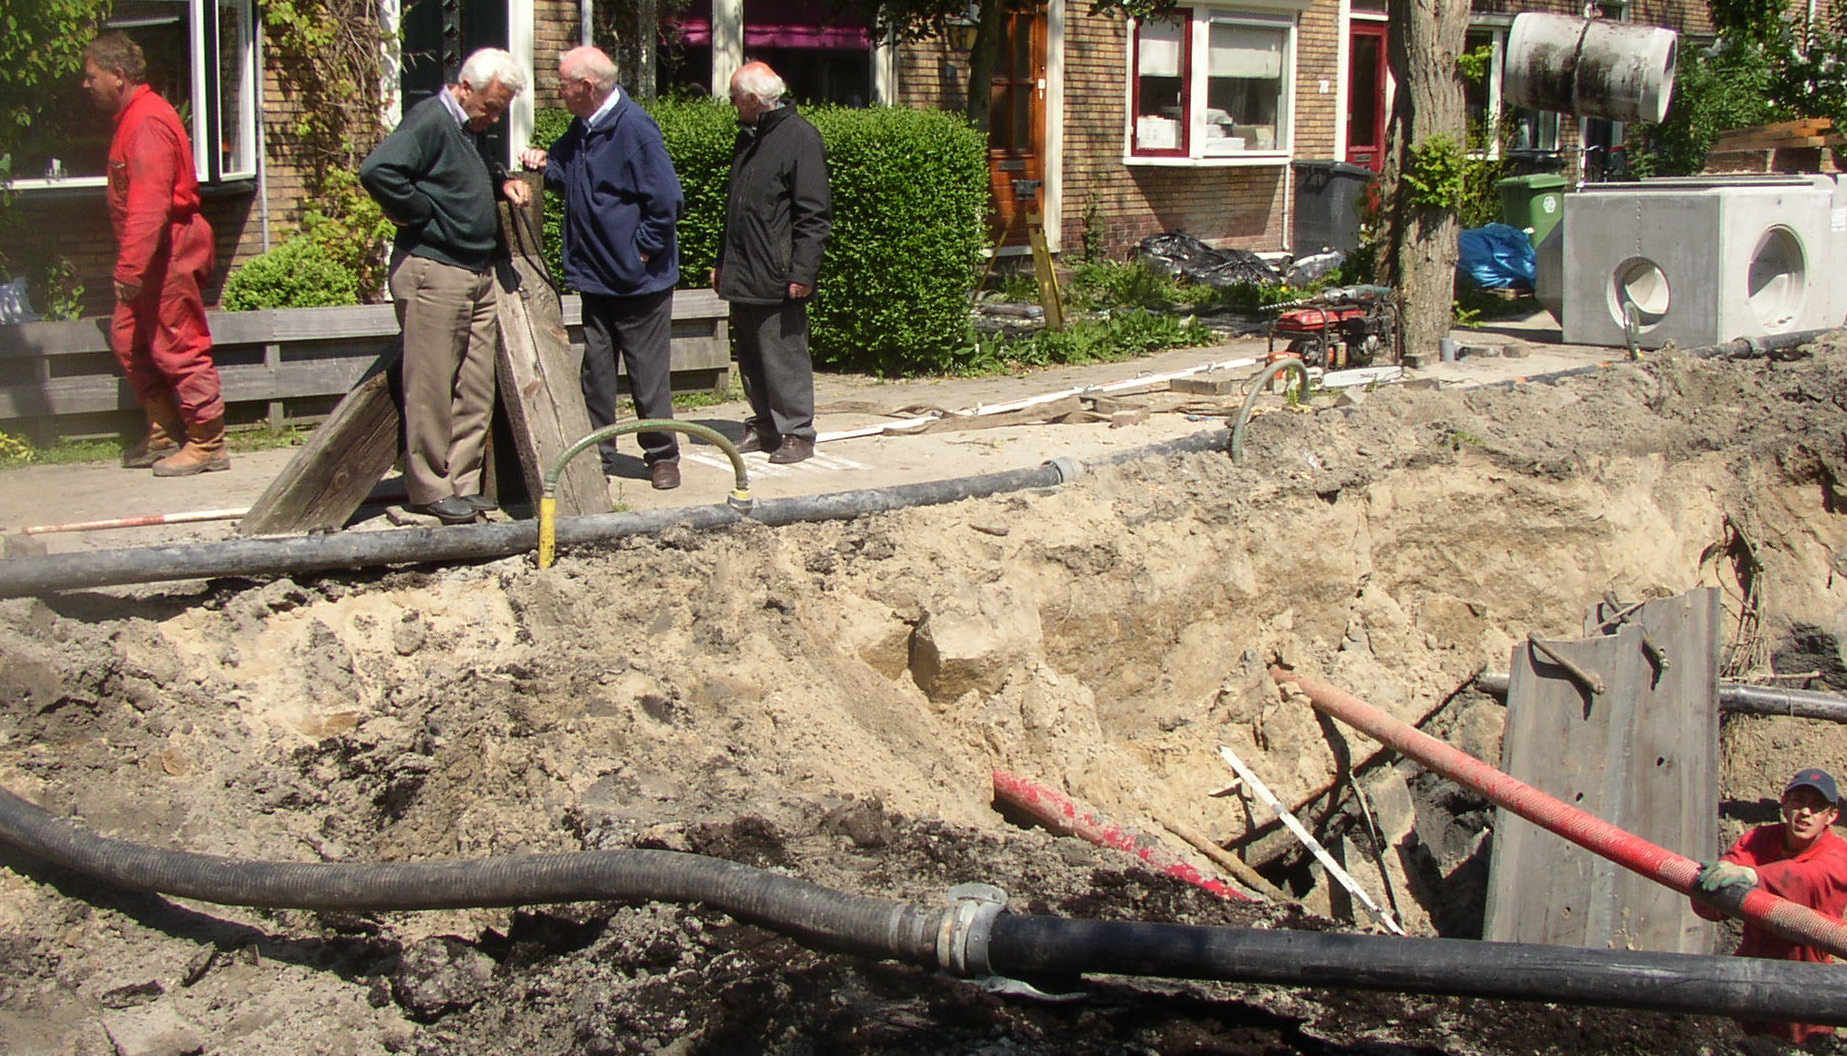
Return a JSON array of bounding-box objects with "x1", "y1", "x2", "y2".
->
[
  {"x1": 221, "y1": 236, "x2": 360, "y2": 310},
  {"x1": 220, "y1": 168, "x2": 390, "y2": 310},
  {"x1": 0, "y1": 429, "x2": 35, "y2": 468},
  {"x1": 805, "y1": 106, "x2": 987, "y2": 373},
  {"x1": 649, "y1": 97, "x2": 745, "y2": 287},
  {"x1": 1066, "y1": 260, "x2": 1181, "y2": 312},
  {"x1": 1631, "y1": 41, "x2": 1787, "y2": 176},
  {"x1": 532, "y1": 100, "x2": 987, "y2": 375}
]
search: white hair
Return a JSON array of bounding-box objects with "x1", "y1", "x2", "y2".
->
[
  {"x1": 559, "y1": 46, "x2": 618, "y2": 93},
  {"x1": 459, "y1": 48, "x2": 527, "y2": 94},
  {"x1": 731, "y1": 63, "x2": 786, "y2": 108}
]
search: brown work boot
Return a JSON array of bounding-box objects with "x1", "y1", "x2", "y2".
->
[
  {"x1": 122, "y1": 393, "x2": 184, "y2": 468},
  {"x1": 152, "y1": 416, "x2": 230, "y2": 477},
  {"x1": 768, "y1": 436, "x2": 814, "y2": 464}
]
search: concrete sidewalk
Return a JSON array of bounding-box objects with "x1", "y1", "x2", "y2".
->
[{"x1": 0, "y1": 309, "x2": 1617, "y2": 557}]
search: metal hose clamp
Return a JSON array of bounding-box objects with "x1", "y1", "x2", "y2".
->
[{"x1": 936, "y1": 882, "x2": 1008, "y2": 977}]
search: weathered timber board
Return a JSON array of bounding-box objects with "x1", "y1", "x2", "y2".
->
[
  {"x1": 237, "y1": 348, "x2": 402, "y2": 536},
  {"x1": 493, "y1": 190, "x2": 611, "y2": 518},
  {"x1": 1484, "y1": 590, "x2": 1720, "y2": 953},
  {"x1": 1588, "y1": 589, "x2": 1722, "y2": 953}
]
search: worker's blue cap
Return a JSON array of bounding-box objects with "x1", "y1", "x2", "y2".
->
[{"x1": 1786, "y1": 769, "x2": 1841, "y2": 805}]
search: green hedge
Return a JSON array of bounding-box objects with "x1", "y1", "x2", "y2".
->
[{"x1": 530, "y1": 99, "x2": 987, "y2": 375}]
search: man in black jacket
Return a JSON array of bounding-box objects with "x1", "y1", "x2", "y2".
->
[
  {"x1": 359, "y1": 48, "x2": 529, "y2": 524},
  {"x1": 713, "y1": 61, "x2": 832, "y2": 465}
]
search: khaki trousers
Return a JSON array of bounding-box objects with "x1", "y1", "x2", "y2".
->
[{"x1": 389, "y1": 251, "x2": 499, "y2": 505}]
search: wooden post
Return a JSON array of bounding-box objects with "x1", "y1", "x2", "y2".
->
[{"x1": 493, "y1": 174, "x2": 612, "y2": 518}]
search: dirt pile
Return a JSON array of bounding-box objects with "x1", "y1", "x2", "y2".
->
[{"x1": 6, "y1": 337, "x2": 1847, "y2": 1054}]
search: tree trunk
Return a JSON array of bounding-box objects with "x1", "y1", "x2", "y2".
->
[
  {"x1": 964, "y1": 0, "x2": 1008, "y2": 130},
  {"x1": 1377, "y1": 0, "x2": 1467, "y2": 357}
]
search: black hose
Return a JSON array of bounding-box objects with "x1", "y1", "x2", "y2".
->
[
  {"x1": 1684, "y1": 328, "x2": 1834, "y2": 361},
  {"x1": 988, "y1": 915, "x2": 1847, "y2": 1025},
  {"x1": 0, "y1": 457, "x2": 1084, "y2": 598},
  {"x1": 0, "y1": 784, "x2": 939, "y2": 964},
  {"x1": 8, "y1": 780, "x2": 1847, "y2": 1024}
]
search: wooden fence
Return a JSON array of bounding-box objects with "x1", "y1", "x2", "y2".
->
[{"x1": 0, "y1": 289, "x2": 731, "y2": 442}]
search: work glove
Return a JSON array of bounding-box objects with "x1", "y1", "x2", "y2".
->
[{"x1": 1696, "y1": 860, "x2": 1759, "y2": 895}]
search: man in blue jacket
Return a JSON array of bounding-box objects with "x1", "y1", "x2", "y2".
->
[{"x1": 520, "y1": 46, "x2": 684, "y2": 489}]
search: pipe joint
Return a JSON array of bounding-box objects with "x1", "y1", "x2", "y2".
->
[
  {"x1": 936, "y1": 882, "x2": 1008, "y2": 977},
  {"x1": 1044, "y1": 457, "x2": 1083, "y2": 485}
]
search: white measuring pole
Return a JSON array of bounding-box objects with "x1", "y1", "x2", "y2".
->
[{"x1": 1218, "y1": 744, "x2": 1405, "y2": 936}]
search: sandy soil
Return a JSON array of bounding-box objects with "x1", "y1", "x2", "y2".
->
[{"x1": 5, "y1": 329, "x2": 1847, "y2": 1054}]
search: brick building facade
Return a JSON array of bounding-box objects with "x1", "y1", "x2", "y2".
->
[{"x1": 0, "y1": 0, "x2": 1799, "y2": 317}]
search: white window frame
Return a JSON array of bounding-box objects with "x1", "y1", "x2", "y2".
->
[
  {"x1": 1125, "y1": 3, "x2": 1302, "y2": 167},
  {"x1": 6, "y1": 0, "x2": 258, "y2": 192}
]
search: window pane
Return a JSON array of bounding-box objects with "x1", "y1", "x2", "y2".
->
[
  {"x1": 1463, "y1": 29, "x2": 1492, "y2": 138},
  {"x1": 1347, "y1": 32, "x2": 1381, "y2": 151},
  {"x1": 1134, "y1": 17, "x2": 1185, "y2": 152},
  {"x1": 1204, "y1": 22, "x2": 1285, "y2": 153},
  {"x1": 216, "y1": 0, "x2": 255, "y2": 176},
  {"x1": 12, "y1": 0, "x2": 192, "y2": 181},
  {"x1": 1509, "y1": 108, "x2": 1560, "y2": 151},
  {"x1": 114, "y1": 1, "x2": 195, "y2": 132}
]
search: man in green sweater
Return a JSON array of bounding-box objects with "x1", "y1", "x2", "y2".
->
[{"x1": 360, "y1": 48, "x2": 530, "y2": 525}]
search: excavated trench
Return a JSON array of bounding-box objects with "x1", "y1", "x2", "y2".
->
[{"x1": 6, "y1": 337, "x2": 1847, "y2": 1054}]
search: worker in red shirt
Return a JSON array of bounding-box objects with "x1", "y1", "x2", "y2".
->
[
  {"x1": 83, "y1": 31, "x2": 227, "y2": 476},
  {"x1": 1693, "y1": 767, "x2": 1847, "y2": 1045}
]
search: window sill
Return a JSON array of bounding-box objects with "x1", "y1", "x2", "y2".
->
[
  {"x1": 2, "y1": 177, "x2": 257, "y2": 200},
  {"x1": 1123, "y1": 153, "x2": 1292, "y2": 168}
]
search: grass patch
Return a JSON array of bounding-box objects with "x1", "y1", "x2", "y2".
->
[
  {"x1": 952, "y1": 309, "x2": 1214, "y2": 375},
  {"x1": 671, "y1": 377, "x2": 744, "y2": 410},
  {"x1": 0, "y1": 423, "x2": 314, "y2": 468}
]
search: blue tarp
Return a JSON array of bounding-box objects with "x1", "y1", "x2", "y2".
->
[{"x1": 1457, "y1": 223, "x2": 1536, "y2": 290}]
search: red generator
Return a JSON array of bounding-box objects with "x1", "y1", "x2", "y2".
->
[{"x1": 1265, "y1": 286, "x2": 1398, "y2": 371}]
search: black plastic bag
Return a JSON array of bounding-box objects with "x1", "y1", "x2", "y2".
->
[{"x1": 1135, "y1": 233, "x2": 1283, "y2": 289}]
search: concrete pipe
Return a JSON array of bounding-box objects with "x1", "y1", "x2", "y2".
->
[{"x1": 1505, "y1": 12, "x2": 1677, "y2": 125}]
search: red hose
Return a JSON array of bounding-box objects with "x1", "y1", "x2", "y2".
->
[
  {"x1": 1273, "y1": 667, "x2": 1847, "y2": 959},
  {"x1": 992, "y1": 770, "x2": 1254, "y2": 902}
]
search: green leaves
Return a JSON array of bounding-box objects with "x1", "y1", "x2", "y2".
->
[
  {"x1": 805, "y1": 105, "x2": 988, "y2": 374},
  {"x1": 533, "y1": 99, "x2": 989, "y2": 375},
  {"x1": 221, "y1": 237, "x2": 361, "y2": 310},
  {"x1": 1401, "y1": 134, "x2": 1468, "y2": 210}
]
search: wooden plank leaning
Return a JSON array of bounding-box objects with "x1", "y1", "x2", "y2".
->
[
  {"x1": 236, "y1": 344, "x2": 401, "y2": 536},
  {"x1": 493, "y1": 174, "x2": 611, "y2": 518}
]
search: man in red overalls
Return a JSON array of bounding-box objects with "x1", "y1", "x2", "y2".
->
[
  {"x1": 1692, "y1": 767, "x2": 1847, "y2": 1046},
  {"x1": 83, "y1": 31, "x2": 227, "y2": 476}
]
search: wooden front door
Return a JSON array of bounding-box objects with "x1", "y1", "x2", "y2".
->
[
  {"x1": 988, "y1": 9, "x2": 1048, "y2": 247},
  {"x1": 1345, "y1": 21, "x2": 1388, "y2": 172}
]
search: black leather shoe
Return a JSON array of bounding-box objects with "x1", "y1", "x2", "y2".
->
[
  {"x1": 650, "y1": 461, "x2": 682, "y2": 490},
  {"x1": 408, "y1": 497, "x2": 477, "y2": 524},
  {"x1": 737, "y1": 425, "x2": 780, "y2": 454},
  {"x1": 458, "y1": 493, "x2": 498, "y2": 513}
]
